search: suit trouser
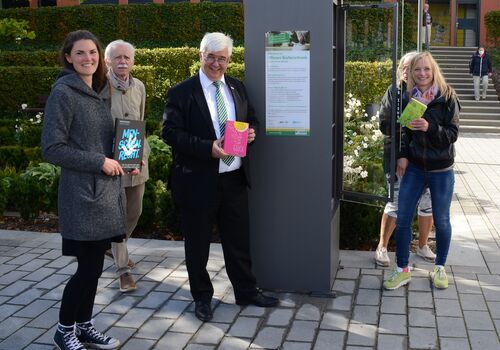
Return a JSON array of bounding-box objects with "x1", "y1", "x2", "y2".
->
[
  {"x1": 111, "y1": 183, "x2": 145, "y2": 276},
  {"x1": 180, "y1": 169, "x2": 257, "y2": 303},
  {"x1": 473, "y1": 75, "x2": 489, "y2": 100}
]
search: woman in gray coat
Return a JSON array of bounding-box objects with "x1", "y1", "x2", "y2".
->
[{"x1": 42, "y1": 30, "x2": 126, "y2": 350}]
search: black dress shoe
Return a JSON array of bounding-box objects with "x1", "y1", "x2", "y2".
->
[
  {"x1": 236, "y1": 291, "x2": 279, "y2": 307},
  {"x1": 194, "y1": 301, "x2": 213, "y2": 322}
]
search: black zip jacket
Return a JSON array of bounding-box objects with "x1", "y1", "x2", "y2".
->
[
  {"x1": 469, "y1": 53, "x2": 492, "y2": 77},
  {"x1": 379, "y1": 82, "x2": 409, "y2": 173},
  {"x1": 399, "y1": 91, "x2": 460, "y2": 171}
]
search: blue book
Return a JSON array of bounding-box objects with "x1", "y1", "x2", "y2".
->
[{"x1": 113, "y1": 119, "x2": 145, "y2": 172}]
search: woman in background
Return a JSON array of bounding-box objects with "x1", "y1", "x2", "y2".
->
[{"x1": 469, "y1": 47, "x2": 492, "y2": 101}]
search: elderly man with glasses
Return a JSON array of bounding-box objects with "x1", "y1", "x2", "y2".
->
[
  {"x1": 162, "y1": 32, "x2": 279, "y2": 322},
  {"x1": 104, "y1": 39, "x2": 150, "y2": 293}
]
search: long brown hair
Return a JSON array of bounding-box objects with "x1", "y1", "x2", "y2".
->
[
  {"x1": 60, "y1": 30, "x2": 107, "y2": 93},
  {"x1": 407, "y1": 51, "x2": 455, "y2": 101}
]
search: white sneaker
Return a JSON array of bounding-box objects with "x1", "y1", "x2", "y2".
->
[
  {"x1": 375, "y1": 247, "x2": 390, "y2": 267},
  {"x1": 416, "y1": 245, "x2": 436, "y2": 262}
]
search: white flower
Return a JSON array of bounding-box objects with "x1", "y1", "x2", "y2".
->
[
  {"x1": 362, "y1": 142, "x2": 368, "y2": 148},
  {"x1": 21, "y1": 104, "x2": 27, "y2": 110},
  {"x1": 352, "y1": 132, "x2": 357, "y2": 136},
  {"x1": 354, "y1": 150, "x2": 359, "y2": 156},
  {"x1": 364, "y1": 136, "x2": 368, "y2": 142},
  {"x1": 29, "y1": 118, "x2": 33, "y2": 122},
  {"x1": 348, "y1": 140, "x2": 353, "y2": 145},
  {"x1": 360, "y1": 171, "x2": 368, "y2": 178},
  {"x1": 371, "y1": 116, "x2": 377, "y2": 121}
]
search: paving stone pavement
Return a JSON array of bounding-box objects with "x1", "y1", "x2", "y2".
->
[{"x1": 0, "y1": 133, "x2": 499, "y2": 350}]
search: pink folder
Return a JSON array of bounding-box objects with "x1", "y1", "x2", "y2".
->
[{"x1": 223, "y1": 121, "x2": 249, "y2": 157}]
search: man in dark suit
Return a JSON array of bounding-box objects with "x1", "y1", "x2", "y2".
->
[{"x1": 162, "y1": 32, "x2": 278, "y2": 322}]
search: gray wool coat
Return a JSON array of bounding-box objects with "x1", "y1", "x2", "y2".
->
[{"x1": 41, "y1": 72, "x2": 126, "y2": 241}]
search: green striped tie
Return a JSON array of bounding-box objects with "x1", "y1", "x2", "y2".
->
[{"x1": 213, "y1": 81, "x2": 234, "y2": 166}]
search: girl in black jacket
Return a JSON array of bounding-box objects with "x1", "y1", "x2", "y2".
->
[{"x1": 384, "y1": 51, "x2": 460, "y2": 291}]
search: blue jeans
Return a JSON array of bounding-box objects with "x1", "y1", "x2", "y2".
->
[{"x1": 395, "y1": 163, "x2": 455, "y2": 267}]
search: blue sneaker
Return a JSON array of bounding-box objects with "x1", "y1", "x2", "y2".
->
[
  {"x1": 76, "y1": 320, "x2": 119, "y2": 349},
  {"x1": 54, "y1": 324, "x2": 86, "y2": 350}
]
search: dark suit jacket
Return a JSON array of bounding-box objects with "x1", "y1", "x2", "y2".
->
[{"x1": 162, "y1": 73, "x2": 259, "y2": 208}]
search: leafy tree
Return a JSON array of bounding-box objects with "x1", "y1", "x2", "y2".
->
[{"x1": 0, "y1": 18, "x2": 35, "y2": 44}]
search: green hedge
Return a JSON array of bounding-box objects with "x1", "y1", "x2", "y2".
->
[
  {"x1": 0, "y1": 59, "x2": 387, "y2": 117},
  {"x1": 0, "y1": 67, "x2": 59, "y2": 115},
  {"x1": 0, "y1": 50, "x2": 59, "y2": 67},
  {"x1": 345, "y1": 60, "x2": 392, "y2": 109},
  {"x1": 485, "y1": 10, "x2": 500, "y2": 47},
  {"x1": 0, "y1": 63, "x2": 248, "y2": 117},
  {"x1": 344, "y1": 2, "x2": 417, "y2": 61},
  {"x1": 0, "y1": 3, "x2": 244, "y2": 48},
  {"x1": 0, "y1": 46, "x2": 245, "y2": 68},
  {"x1": 0, "y1": 66, "x2": 167, "y2": 115},
  {"x1": 340, "y1": 200, "x2": 383, "y2": 249},
  {"x1": 0, "y1": 145, "x2": 42, "y2": 171}
]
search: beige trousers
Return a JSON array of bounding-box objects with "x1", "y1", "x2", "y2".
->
[
  {"x1": 421, "y1": 25, "x2": 432, "y2": 45},
  {"x1": 111, "y1": 183, "x2": 145, "y2": 276}
]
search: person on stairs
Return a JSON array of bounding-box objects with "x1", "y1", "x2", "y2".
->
[{"x1": 469, "y1": 47, "x2": 492, "y2": 101}]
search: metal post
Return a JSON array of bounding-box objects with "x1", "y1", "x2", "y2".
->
[
  {"x1": 417, "y1": 0, "x2": 422, "y2": 52},
  {"x1": 401, "y1": 0, "x2": 405, "y2": 56}
]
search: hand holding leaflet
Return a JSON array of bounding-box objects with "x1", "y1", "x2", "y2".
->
[{"x1": 398, "y1": 98, "x2": 427, "y2": 129}]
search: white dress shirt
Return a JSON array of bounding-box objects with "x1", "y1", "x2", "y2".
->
[{"x1": 199, "y1": 69, "x2": 242, "y2": 173}]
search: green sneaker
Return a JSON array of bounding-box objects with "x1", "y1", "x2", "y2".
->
[
  {"x1": 432, "y1": 266, "x2": 448, "y2": 289},
  {"x1": 383, "y1": 268, "x2": 411, "y2": 290}
]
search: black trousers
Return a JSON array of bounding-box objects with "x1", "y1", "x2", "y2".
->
[
  {"x1": 59, "y1": 253, "x2": 105, "y2": 325},
  {"x1": 180, "y1": 169, "x2": 257, "y2": 302}
]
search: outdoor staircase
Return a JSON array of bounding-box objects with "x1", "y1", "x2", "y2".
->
[{"x1": 431, "y1": 46, "x2": 500, "y2": 133}]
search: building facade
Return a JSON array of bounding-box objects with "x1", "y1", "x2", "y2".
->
[
  {"x1": 405, "y1": 0, "x2": 498, "y2": 47},
  {"x1": 1, "y1": 0, "x2": 498, "y2": 47}
]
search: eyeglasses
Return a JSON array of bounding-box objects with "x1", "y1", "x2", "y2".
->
[{"x1": 203, "y1": 54, "x2": 228, "y2": 64}]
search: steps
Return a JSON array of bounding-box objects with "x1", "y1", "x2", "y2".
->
[{"x1": 431, "y1": 46, "x2": 500, "y2": 133}]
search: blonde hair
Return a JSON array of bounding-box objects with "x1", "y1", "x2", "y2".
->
[
  {"x1": 407, "y1": 51, "x2": 455, "y2": 100},
  {"x1": 396, "y1": 51, "x2": 418, "y2": 85}
]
